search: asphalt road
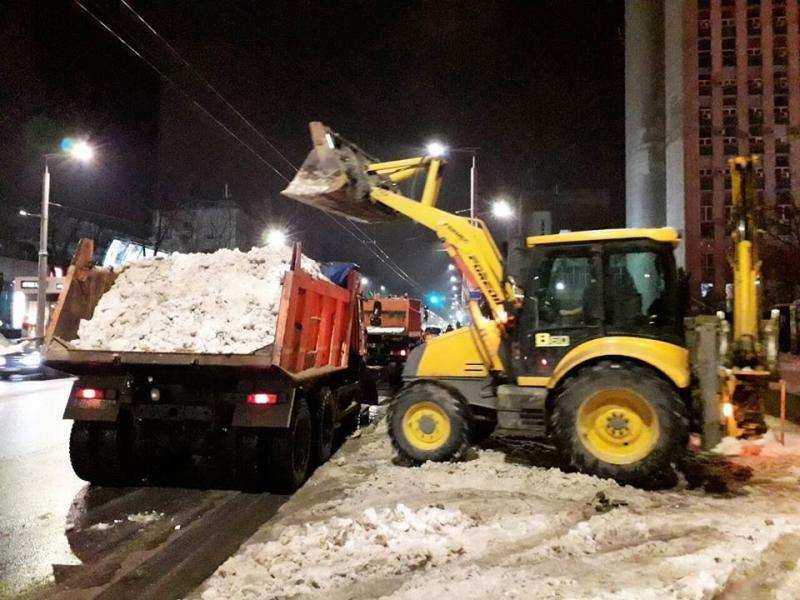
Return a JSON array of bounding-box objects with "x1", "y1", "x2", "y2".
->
[{"x1": 0, "y1": 379, "x2": 288, "y2": 600}]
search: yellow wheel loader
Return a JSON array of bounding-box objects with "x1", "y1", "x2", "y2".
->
[{"x1": 281, "y1": 123, "x2": 771, "y2": 487}]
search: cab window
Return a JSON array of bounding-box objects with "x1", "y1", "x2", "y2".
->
[
  {"x1": 524, "y1": 248, "x2": 599, "y2": 331},
  {"x1": 603, "y1": 246, "x2": 677, "y2": 336}
]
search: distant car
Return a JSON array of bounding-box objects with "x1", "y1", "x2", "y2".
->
[
  {"x1": 422, "y1": 327, "x2": 442, "y2": 342},
  {"x1": 0, "y1": 334, "x2": 44, "y2": 380}
]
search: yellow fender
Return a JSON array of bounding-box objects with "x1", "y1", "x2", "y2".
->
[{"x1": 518, "y1": 337, "x2": 690, "y2": 390}]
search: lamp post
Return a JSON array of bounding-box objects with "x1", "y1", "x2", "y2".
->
[
  {"x1": 36, "y1": 139, "x2": 94, "y2": 337},
  {"x1": 37, "y1": 160, "x2": 51, "y2": 338}
]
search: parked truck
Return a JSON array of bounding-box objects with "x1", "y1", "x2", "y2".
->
[
  {"x1": 363, "y1": 295, "x2": 423, "y2": 383},
  {"x1": 45, "y1": 239, "x2": 376, "y2": 492}
]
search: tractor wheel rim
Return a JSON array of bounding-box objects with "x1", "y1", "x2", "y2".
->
[
  {"x1": 577, "y1": 388, "x2": 659, "y2": 465},
  {"x1": 402, "y1": 401, "x2": 451, "y2": 451}
]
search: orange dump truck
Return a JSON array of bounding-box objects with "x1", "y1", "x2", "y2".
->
[
  {"x1": 45, "y1": 239, "x2": 376, "y2": 492},
  {"x1": 362, "y1": 295, "x2": 423, "y2": 382}
]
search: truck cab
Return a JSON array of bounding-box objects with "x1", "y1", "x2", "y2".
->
[{"x1": 363, "y1": 295, "x2": 423, "y2": 383}]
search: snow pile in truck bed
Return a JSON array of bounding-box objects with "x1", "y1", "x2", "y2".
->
[{"x1": 73, "y1": 246, "x2": 327, "y2": 354}]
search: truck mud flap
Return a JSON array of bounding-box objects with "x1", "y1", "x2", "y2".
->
[
  {"x1": 64, "y1": 399, "x2": 120, "y2": 422},
  {"x1": 233, "y1": 400, "x2": 294, "y2": 428}
]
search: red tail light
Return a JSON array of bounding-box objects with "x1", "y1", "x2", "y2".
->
[
  {"x1": 76, "y1": 388, "x2": 105, "y2": 400},
  {"x1": 247, "y1": 392, "x2": 278, "y2": 406}
]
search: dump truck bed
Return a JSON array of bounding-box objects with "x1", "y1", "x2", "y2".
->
[{"x1": 45, "y1": 240, "x2": 363, "y2": 381}]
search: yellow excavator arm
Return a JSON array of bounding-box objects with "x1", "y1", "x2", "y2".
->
[
  {"x1": 282, "y1": 122, "x2": 514, "y2": 371},
  {"x1": 728, "y1": 156, "x2": 762, "y2": 366},
  {"x1": 284, "y1": 122, "x2": 516, "y2": 317}
]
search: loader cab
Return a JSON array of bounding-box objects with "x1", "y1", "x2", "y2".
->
[{"x1": 511, "y1": 229, "x2": 682, "y2": 380}]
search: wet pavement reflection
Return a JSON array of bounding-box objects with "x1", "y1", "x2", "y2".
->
[{"x1": 1, "y1": 379, "x2": 286, "y2": 599}]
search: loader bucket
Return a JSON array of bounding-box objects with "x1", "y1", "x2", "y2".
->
[{"x1": 282, "y1": 122, "x2": 399, "y2": 223}]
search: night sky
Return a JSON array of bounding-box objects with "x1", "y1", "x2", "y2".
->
[{"x1": 1, "y1": 0, "x2": 625, "y2": 298}]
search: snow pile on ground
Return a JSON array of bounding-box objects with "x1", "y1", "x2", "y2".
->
[
  {"x1": 202, "y1": 504, "x2": 478, "y2": 599},
  {"x1": 713, "y1": 428, "x2": 800, "y2": 457},
  {"x1": 198, "y1": 420, "x2": 800, "y2": 600},
  {"x1": 73, "y1": 246, "x2": 326, "y2": 354}
]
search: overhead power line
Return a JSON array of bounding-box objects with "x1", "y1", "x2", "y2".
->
[
  {"x1": 323, "y1": 213, "x2": 424, "y2": 292},
  {"x1": 75, "y1": 1, "x2": 292, "y2": 186},
  {"x1": 75, "y1": 0, "x2": 424, "y2": 292},
  {"x1": 118, "y1": 0, "x2": 298, "y2": 173}
]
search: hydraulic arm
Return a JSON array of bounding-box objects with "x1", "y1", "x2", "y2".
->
[
  {"x1": 283, "y1": 122, "x2": 516, "y2": 326},
  {"x1": 728, "y1": 156, "x2": 762, "y2": 367}
]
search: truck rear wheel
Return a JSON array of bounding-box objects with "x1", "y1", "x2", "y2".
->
[
  {"x1": 312, "y1": 388, "x2": 335, "y2": 464},
  {"x1": 266, "y1": 398, "x2": 312, "y2": 493},
  {"x1": 70, "y1": 422, "x2": 100, "y2": 483},
  {"x1": 388, "y1": 382, "x2": 470, "y2": 464},
  {"x1": 550, "y1": 361, "x2": 687, "y2": 488},
  {"x1": 69, "y1": 420, "x2": 136, "y2": 485},
  {"x1": 237, "y1": 399, "x2": 312, "y2": 492}
]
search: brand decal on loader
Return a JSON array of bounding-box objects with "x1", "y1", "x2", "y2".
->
[{"x1": 535, "y1": 333, "x2": 570, "y2": 347}]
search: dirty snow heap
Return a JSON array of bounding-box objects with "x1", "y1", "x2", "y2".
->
[{"x1": 73, "y1": 246, "x2": 326, "y2": 354}]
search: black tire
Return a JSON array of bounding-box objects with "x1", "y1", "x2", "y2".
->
[
  {"x1": 69, "y1": 422, "x2": 102, "y2": 483},
  {"x1": 550, "y1": 361, "x2": 688, "y2": 489},
  {"x1": 388, "y1": 362, "x2": 404, "y2": 386},
  {"x1": 312, "y1": 388, "x2": 335, "y2": 465},
  {"x1": 264, "y1": 397, "x2": 313, "y2": 493},
  {"x1": 236, "y1": 430, "x2": 268, "y2": 491},
  {"x1": 388, "y1": 382, "x2": 470, "y2": 464},
  {"x1": 360, "y1": 373, "x2": 379, "y2": 406},
  {"x1": 69, "y1": 420, "x2": 136, "y2": 485}
]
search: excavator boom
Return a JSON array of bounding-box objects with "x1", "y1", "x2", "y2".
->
[{"x1": 283, "y1": 122, "x2": 515, "y2": 371}]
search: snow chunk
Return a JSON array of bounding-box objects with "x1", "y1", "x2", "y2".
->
[
  {"x1": 202, "y1": 504, "x2": 478, "y2": 599},
  {"x1": 72, "y1": 245, "x2": 327, "y2": 354},
  {"x1": 127, "y1": 511, "x2": 163, "y2": 525},
  {"x1": 712, "y1": 436, "x2": 744, "y2": 456},
  {"x1": 713, "y1": 428, "x2": 800, "y2": 457}
]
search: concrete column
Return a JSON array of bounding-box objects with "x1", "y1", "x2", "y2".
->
[
  {"x1": 664, "y1": 0, "x2": 686, "y2": 267},
  {"x1": 625, "y1": 0, "x2": 667, "y2": 228}
]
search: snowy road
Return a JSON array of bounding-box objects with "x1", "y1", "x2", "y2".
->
[
  {"x1": 198, "y1": 419, "x2": 800, "y2": 600},
  {"x1": 6, "y1": 376, "x2": 800, "y2": 599},
  {"x1": 0, "y1": 379, "x2": 288, "y2": 600}
]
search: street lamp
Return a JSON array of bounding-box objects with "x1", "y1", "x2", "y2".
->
[
  {"x1": 265, "y1": 228, "x2": 287, "y2": 248},
  {"x1": 426, "y1": 141, "x2": 447, "y2": 158},
  {"x1": 36, "y1": 138, "x2": 94, "y2": 337},
  {"x1": 380, "y1": 285, "x2": 387, "y2": 293},
  {"x1": 361, "y1": 276, "x2": 370, "y2": 286},
  {"x1": 491, "y1": 198, "x2": 514, "y2": 220}
]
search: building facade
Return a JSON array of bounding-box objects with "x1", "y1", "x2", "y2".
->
[
  {"x1": 626, "y1": 0, "x2": 800, "y2": 300},
  {"x1": 151, "y1": 199, "x2": 258, "y2": 254}
]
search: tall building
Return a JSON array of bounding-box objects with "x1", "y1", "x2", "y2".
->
[{"x1": 626, "y1": 0, "x2": 800, "y2": 300}]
